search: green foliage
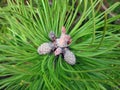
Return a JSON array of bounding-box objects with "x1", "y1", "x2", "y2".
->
[{"x1": 0, "y1": 0, "x2": 120, "y2": 90}]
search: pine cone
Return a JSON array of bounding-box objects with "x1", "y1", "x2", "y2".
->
[
  {"x1": 63, "y1": 48, "x2": 76, "y2": 65},
  {"x1": 49, "y1": 31, "x2": 56, "y2": 41},
  {"x1": 37, "y1": 42, "x2": 54, "y2": 55},
  {"x1": 56, "y1": 39, "x2": 68, "y2": 48},
  {"x1": 56, "y1": 27, "x2": 72, "y2": 48},
  {"x1": 54, "y1": 47, "x2": 62, "y2": 56}
]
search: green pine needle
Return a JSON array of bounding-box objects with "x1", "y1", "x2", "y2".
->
[{"x1": 0, "y1": 0, "x2": 120, "y2": 90}]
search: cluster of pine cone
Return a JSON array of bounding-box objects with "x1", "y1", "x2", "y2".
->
[{"x1": 37, "y1": 26, "x2": 76, "y2": 65}]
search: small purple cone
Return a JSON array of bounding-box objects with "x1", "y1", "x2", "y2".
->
[
  {"x1": 63, "y1": 49, "x2": 76, "y2": 65},
  {"x1": 37, "y1": 42, "x2": 54, "y2": 55}
]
